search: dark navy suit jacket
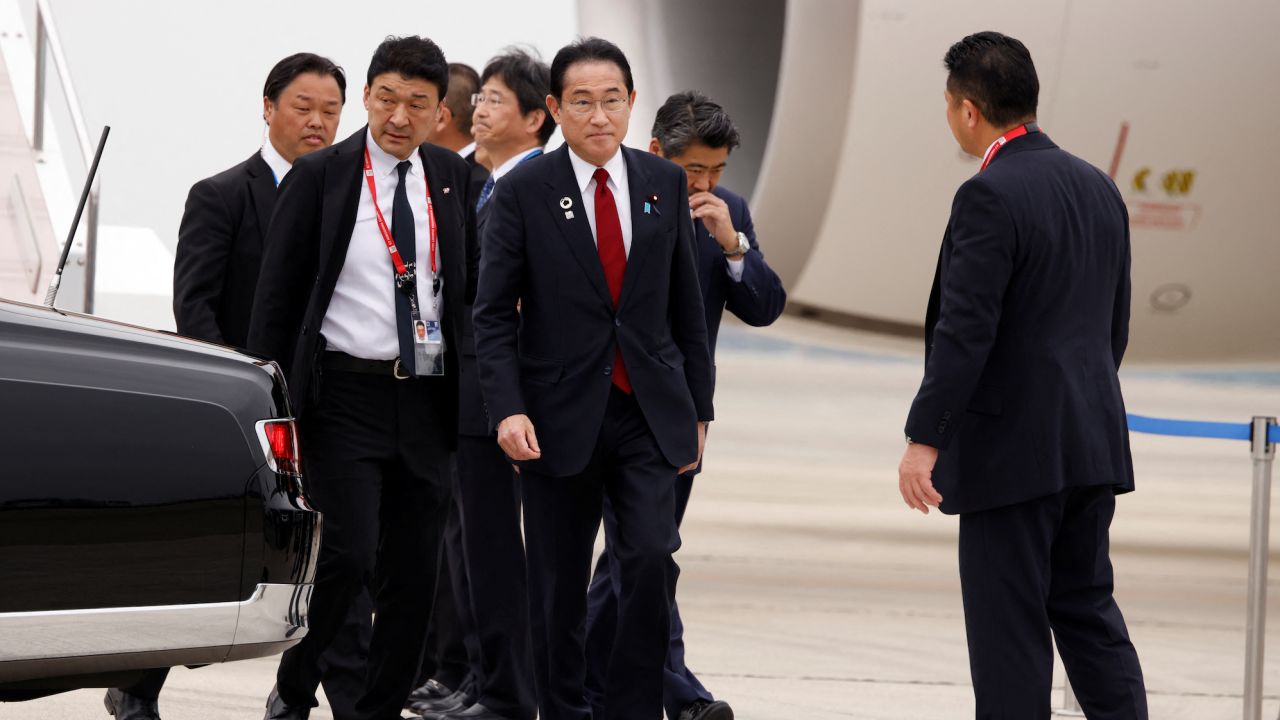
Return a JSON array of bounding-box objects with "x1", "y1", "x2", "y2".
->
[
  {"x1": 473, "y1": 144, "x2": 714, "y2": 477},
  {"x1": 173, "y1": 152, "x2": 277, "y2": 349},
  {"x1": 694, "y1": 185, "x2": 786, "y2": 359},
  {"x1": 904, "y1": 131, "x2": 1134, "y2": 515}
]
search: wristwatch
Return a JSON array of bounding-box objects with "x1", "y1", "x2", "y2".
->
[{"x1": 723, "y1": 231, "x2": 749, "y2": 258}]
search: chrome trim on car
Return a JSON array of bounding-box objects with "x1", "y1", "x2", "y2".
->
[{"x1": 0, "y1": 583, "x2": 310, "y2": 665}]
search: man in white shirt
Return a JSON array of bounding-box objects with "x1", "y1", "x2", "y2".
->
[
  {"x1": 248, "y1": 36, "x2": 477, "y2": 720},
  {"x1": 472, "y1": 37, "x2": 713, "y2": 720},
  {"x1": 416, "y1": 48, "x2": 555, "y2": 720}
]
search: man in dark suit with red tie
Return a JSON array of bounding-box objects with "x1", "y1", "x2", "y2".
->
[
  {"x1": 897, "y1": 31, "x2": 1147, "y2": 719},
  {"x1": 584, "y1": 91, "x2": 786, "y2": 720},
  {"x1": 472, "y1": 37, "x2": 714, "y2": 720},
  {"x1": 248, "y1": 35, "x2": 476, "y2": 720}
]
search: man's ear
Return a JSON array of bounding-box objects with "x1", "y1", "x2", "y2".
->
[
  {"x1": 545, "y1": 94, "x2": 562, "y2": 125},
  {"x1": 435, "y1": 105, "x2": 453, "y2": 135},
  {"x1": 524, "y1": 108, "x2": 546, "y2": 135},
  {"x1": 961, "y1": 98, "x2": 981, "y2": 130},
  {"x1": 648, "y1": 138, "x2": 663, "y2": 156}
]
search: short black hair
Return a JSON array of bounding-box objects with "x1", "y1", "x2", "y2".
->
[
  {"x1": 263, "y1": 52, "x2": 347, "y2": 105},
  {"x1": 482, "y1": 48, "x2": 556, "y2": 145},
  {"x1": 651, "y1": 91, "x2": 741, "y2": 158},
  {"x1": 943, "y1": 31, "x2": 1038, "y2": 128},
  {"x1": 443, "y1": 63, "x2": 481, "y2": 136},
  {"x1": 366, "y1": 36, "x2": 450, "y2": 100},
  {"x1": 549, "y1": 37, "x2": 633, "y2": 101}
]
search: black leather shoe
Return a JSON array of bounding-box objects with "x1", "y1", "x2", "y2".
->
[
  {"x1": 104, "y1": 688, "x2": 161, "y2": 720},
  {"x1": 409, "y1": 687, "x2": 473, "y2": 715},
  {"x1": 264, "y1": 685, "x2": 311, "y2": 720},
  {"x1": 407, "y1": 678, "x2": 455, "y2": 706},
  {"x1": 678, "y1": 700, "x2": 734, "y2": 720},
  {"x1": 420, "y1": 702, "x2": 510, "y2": 720}
]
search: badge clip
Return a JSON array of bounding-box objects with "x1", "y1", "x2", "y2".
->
[{"x1": 645, "y1": 194, "x2": 660, "y2": 216}]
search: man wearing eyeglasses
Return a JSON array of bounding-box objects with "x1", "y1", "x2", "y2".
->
[
  {"x1": 473, "y1": 37, "x2": 714, "y2": 720},
  {"x1": 579, "y1": 91, "x2": 785, "y2": 720},
  {"x1": 414, "y1": 48, "x2": 554, "y2": 720}
]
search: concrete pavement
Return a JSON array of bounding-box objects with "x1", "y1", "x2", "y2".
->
[{"x1": 12, "y1": 315, "x2": 1280, "y2": 719}]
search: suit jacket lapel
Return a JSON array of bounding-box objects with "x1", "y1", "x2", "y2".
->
[
  {"x1": 321, "y1": 128, "x2": 366, "y2": 271},
  {"x1": 419, "y1": 145, "x2": 463, "y2": 321},
  {"x1": 543, "y1": 146, "x2": 613, "y2": 309},
  {"x1": 617, "y1": 146, "x2": 656, "y2": 311},
  {"x1": 245, "y1": 152, "x2": 276, "y2": 245}
]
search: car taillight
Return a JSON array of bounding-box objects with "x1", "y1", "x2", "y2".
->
[{"x1": 256, "y1": 419, "x2": 302, "y2": 476}]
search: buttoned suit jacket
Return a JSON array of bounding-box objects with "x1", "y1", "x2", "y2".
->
[
  {"x1": 904, "y1": 131, "x2": 1134, "y2": 514},
  {"x1": 173, "y1": 152, "x2": 277, "y2": 348},
  {"x1": 247, "y1": 127, "x2": 477, "y2": 425},
  {"x1": 473, "y1": 144, "x2": 714, "y2": 477}
]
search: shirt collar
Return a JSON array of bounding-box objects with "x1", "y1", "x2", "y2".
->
[
  {"x1": 366, "y1": 128, "x2": 422, "y2": 179},
  {"x1": 457, "y1": 141, "x2": 477, "y2": 159},
  {"x1": 491, "y1": 146, "x2": 543, "y2": 182},
  {"x1": 260, "y1": 140, "x2": 292, "y2": 186},
  {"x1": 567, "y1": 145, "x2": 626, "y2": 194}
]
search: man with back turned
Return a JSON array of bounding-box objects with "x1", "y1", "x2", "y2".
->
[{"x1": 897, "y1": 31, "x2": 1147, "y2": 719}]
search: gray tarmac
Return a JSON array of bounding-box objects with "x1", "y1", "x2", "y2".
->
[{"x1": 10, "y1": 316, "x2": 1280, "y2": 719}]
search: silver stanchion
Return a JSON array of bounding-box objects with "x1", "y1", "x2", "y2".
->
[
  {"x1": 1054, "y1": 679, "x2": 1084, "y2": 717},
  {"x1": 1245, "y1": 417, "x2": 1276, "y2": 720}
]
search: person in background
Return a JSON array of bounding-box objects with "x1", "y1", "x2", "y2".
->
[
  {"x1": 129, "y1": 52, "x2": 351, "y2": 720},
  {"x1": 416, "y1": 47, "x2": 554, "y2": 720}
]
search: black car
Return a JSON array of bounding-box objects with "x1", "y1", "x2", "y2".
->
[{"x1": 0, "y1": 298, "x2": 319, "y2": 700}]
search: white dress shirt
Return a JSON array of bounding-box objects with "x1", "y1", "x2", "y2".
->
[
  {"x1": 260, "y1": 140, "x2": 292, "y2": 186},
  {"x1": 567, "y1": 146, "x2": 633, "y2": 257},
  {"x1": 457, "y1": 141, "x2": 477, "y2": 159},
  {"x1": 321, "y1": 130, "x2": 443, "y2": 360},
  {"x1": 491, "y1": 147, "x2": 541, "y2": 183}
]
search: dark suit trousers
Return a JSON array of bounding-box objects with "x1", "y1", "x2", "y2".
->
[
  {"x1": 420, "y1": 464, "x2": 480, "y2": 693},
  {"x1": 584, "y1": 472, "x2": 712, "y2": 719},
  {"x1": 276, "y1": 370, "x2": 452, "y2": 720},
  {"x1": 959, "y1": 485, "x2": 1146, "y2": 720},
  {"x1": 456, "y1": 433, "x2": 536, "y2": 719},
  {"x1": 523, "y1": 387, "x2": 681, "y2": 720}
]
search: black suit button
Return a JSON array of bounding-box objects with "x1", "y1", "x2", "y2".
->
[
  {"x1": 604, "y1": 366, "x2": 612, "y2": 376},
  {"x1": 614, "y1": 316, "x2": 622, "y2": 327}
]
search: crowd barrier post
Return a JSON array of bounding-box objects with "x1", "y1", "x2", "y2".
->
[{"x1": 1246, "y1": 416, "x2": 1275, "y2": 720}]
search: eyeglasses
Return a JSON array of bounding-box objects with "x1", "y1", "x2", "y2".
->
[
  {"x1": 563, "y1": 96, "x2": 629, "y2": 117},
  {"x1": 471, "y1": 93, "x2": 506, "y2": 108}
]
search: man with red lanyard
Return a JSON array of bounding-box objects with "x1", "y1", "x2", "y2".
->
[
  {"x1": 897, "y1": 32, "x2": 1146, "y2": 718},
  {"x1": 249, "y1": 35, "x2": 477, "y2": 720}
]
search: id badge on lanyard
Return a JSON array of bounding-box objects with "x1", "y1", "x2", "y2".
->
[{"x1": 364, "y1": 147, "x2": 446, "y2": 377}]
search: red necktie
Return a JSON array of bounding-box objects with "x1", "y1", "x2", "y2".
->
[{"x1": 593, "y1": 168, "x2": 630, "y2": 394}]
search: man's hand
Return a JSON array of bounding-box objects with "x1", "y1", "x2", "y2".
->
[
  {"x1": 898, "y1": 442, "x2": 943, "y2": 514},
  {"x1": 497, "y1": 414, "x2": 541, "y2": 461},
  {"x1": 679, "y1": 422, "x2": 708, "y2": 475},
  {"x1": 689, "y1": 192, "x2": 737, "y2": 251}
]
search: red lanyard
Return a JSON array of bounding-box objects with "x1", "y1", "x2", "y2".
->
[
  {"x1": 362, "y1": 146, "x2": 437, "y2": 278},
  {"x1": 979, "y1": 123, "x2": 1039, "y2": 171}
]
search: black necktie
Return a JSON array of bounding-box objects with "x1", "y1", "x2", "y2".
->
[{"x1": 392, "y1": 160, "x2": 417, "y2": 373}]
